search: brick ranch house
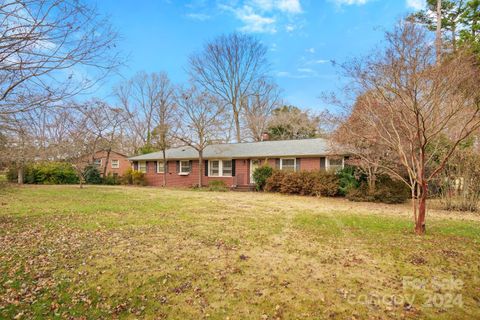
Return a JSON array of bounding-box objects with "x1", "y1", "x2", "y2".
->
[{"x1": 128, "y1": 138, "x2": 348, "y2": 188}]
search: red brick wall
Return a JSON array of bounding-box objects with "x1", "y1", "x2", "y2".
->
[
  {"x1": 79, "y1": 151, "x2": 131, "y2": 176},
  {"x1": 137, "y1": 157, "x2": 325, "y2": 187},
  {"x1": 299, "y1": 158, "x2": 321, "y2": 171},
  {"x1": 142, "y1": 159, "x2": 249, "y2": 187}
]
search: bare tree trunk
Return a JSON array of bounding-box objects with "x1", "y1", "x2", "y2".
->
[
  {"x1": 411, "y1": 187, "x2": 417, "y2": 226},
  {"x1": 415, "y1": 179, "x2": 428, "y2": 235},
  {"x1": 162, "y1": 149, "x2": 167, "y2": 187},
  {"x1": 367, "y1": 172, "x2": 376, "y2": 194},
  {"x1": 451, "y1": 25, "x2": 456, "y2": 53},
  {"x1": 232, "y1": 98, "x2": 242, "y2": 142},
  {"x1": 436, "y1": 0, "x2": 442, "y2": 63},
  {"x1": 103, "y1": 149, "x2": 111, "y2": 177},
  {"x1": 17, "y1": 166, "x2": 24, "y2": 185},
  {"x1": 198, "y1": 150, "x2": 203, "y2": 187},
  {"x1": 234, "y1": 114, "x2": 242, "y2": 142}
]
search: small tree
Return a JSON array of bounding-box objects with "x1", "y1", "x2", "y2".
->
[
  {"x1": 174, "y1": 87, "x2": 227, "y2": 187},
  {"x1": 341, "y1": 21, "x2": 480, "y2": 235}
]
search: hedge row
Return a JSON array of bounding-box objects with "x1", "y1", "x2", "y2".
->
[
  {"x1": 265, "y1": 170, "x2": 339, "y2": 196},
  {"x1": 7, "y1": 163, "x2": 146, "y2": 186},
  {"x1": 255, "y1": 166, "x2": 410, "y2": 204},
  {"x1": 7, "y1": 162, "x2": 79, "y2": 184}
]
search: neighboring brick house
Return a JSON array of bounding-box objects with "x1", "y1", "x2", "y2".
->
[
  {"x1": 86, "y1": 150, "x2": 131, "y2": 177},
  {"x1": 128, "y1": 138, "x2": 347, "y2": 188}
]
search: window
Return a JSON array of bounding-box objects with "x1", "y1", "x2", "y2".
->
[
  {"x1": 209, "y1": 160, "x2": 220, "y2": 176},
  {"x1": 179, "y1": 160, "x2": 190, "y2": 174},
  {"x1": 93, "y1": 159, "x2": 102, "y2": 166},
  {"x1": 222, "y1": 160, "x2": 232, "y2": 176},
  {"x1": 327, "y1": 157, "x2": 344, "y2": 172},
  {"x1": 208, "y1": 160, "x2": 233, "y2": 177},
  {"x1": 156, "y1": 161, "x2": 165, "y2": 173},
  {"x1": 280, "y1": 158, "x2": 296, "y2": 172},
  {"x1": 138, "y1": 161, "x2": 147, "y2": 173},
  {"x1": 111, "y1": 160, "x2": 119, "y2": 169}
]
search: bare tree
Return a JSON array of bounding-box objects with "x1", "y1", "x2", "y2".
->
[
  {"x1": 174, "y1": 87, "x2": 227, "y2": 187},
  {"x1": 189, "y1": 33, "x2": 269, "y2": 142},
  {"x1": 150, "y1": 74, "x2": 176, "y2": 187},
  {"x1": 76, "y1": 100, "x2": 127, "y2": 177},
  {"x1": 333, "y1": 94, "x2": 398, "y2": 193},
  {"x1": 242, "y1": 80, "x2": 281, "y2": 141},
  {"x1": 0, "y1": 0, "x2": 120, "y2": 179},
  {"x1": 341, "y1": 21, "x2": 480, "y2": 235},
  {"x1": 116, "y1": 72, "x2": 174, "y2": 154},
  {"x1": 0, "y1": 0, "x2": 120, "y2": 117}
]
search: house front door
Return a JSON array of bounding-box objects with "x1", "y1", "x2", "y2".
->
[{"x1": 250, "y1": 159, "x2": 261, "y2": 184}]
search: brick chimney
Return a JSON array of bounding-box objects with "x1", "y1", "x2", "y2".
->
[{"x1": 261, "y1": 132, "x2": 269, "y2": 141}]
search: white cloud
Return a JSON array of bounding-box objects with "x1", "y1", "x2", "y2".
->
[
  {"x1": 406, "y1": 0, "x2": 425, "y2": 10},
  {"x1": 222, "y1": 0, "x2": 303, "y2": 34},
  {"x1": 250, "y1": 0, "x2": 302, "y2": 13},
  {"x1": 234, "y1": 6, "x2": 277, "y2": 33},
  {"x1": 331, "y1": 0, "x2": 370, "y2": 5},
  {"x1": 306, "y1": 47, "x2": 315, "y2": 53},
  {"x1": 185, "y1": 13, "x2": 211, "y2": 21},
  {"x1": 277, "y1": 0, "x2": 302, "y2": 13},
  {"x1": 285, "y1": 24, "x2": 296, "y2": 32}
]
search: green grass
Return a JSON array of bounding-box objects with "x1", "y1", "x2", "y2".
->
[{"x1": 0, "y1": 185, "x2": 479, "y2": 319}]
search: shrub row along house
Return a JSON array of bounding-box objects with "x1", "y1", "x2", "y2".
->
[{"x1": 128, "y1": 138, "x2": 348, "y2": 188}]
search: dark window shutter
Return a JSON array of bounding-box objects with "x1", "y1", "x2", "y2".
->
[
  {"x1": 320, "y1": 157, "x2": 326, "y2": 170},
  {"x1": 176, "y1": 161, "x2": 180, "y2": 173},
  {"x1": 232, "y1": 159, "x2": 236, "y2": 176},
  {"x1": 189, "y1": 160, "x2": 192, "y2": 172},
  {"x1": 296, "y1": 158, "x2": 301, "y2": 171},
  {"x1": 145, "y1": 161, "x2": 148, "y2": 173},
  {"x1": 275, "y1": 159, "x2": 280, "y2": 169},
  {"x1": 134, "y1": 162, "x2": 138, "y2": 170},
  {"x1": 205, "y1": 160, "x2": 208, "y2": 176}
]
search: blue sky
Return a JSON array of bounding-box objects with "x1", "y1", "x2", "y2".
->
[{"x1": 89, "y1": 0, "x2": 425, "y2": 112}]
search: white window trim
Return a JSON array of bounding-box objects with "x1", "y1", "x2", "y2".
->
[
  {"x1": 326, "y1": 157, "x2": 344, "y2": 171},
  {"x1": 208, "y1": 159, "x2": 233, "y2": 177},
  {"x1": 138, "y1": 161, "x2": 147, "y2": 173},
  {"x1": 111, "y1": 159, "x2": 119, "y2": 169},
  {"x1": 156, "y1": 160, "x2": 165, "y2": 173},
  {"x1": 280, "y1": 158, "x2": 296, "y2": 172},
  {"x1": 179, "y1": 160, "x2": 190, "y2": 175}
]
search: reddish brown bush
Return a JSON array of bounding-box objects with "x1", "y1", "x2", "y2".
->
[{"x1": 265, "y1": 170, "x2": 339, "y2": 197}]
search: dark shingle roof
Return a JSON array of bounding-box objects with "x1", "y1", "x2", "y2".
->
[{"x1": 128, "y1": 138, "x2": 343, "y2": 161}]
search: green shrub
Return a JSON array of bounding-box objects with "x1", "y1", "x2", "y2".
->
[
  {"x1": 6, "y1": 167, "x2": 17, "y2": 182},
  {"x1": 122, "y1": 168, "x2": 146, "y2": 186},
  {"x1": 7, "y1": 162, "x2": 79, "y2": 184},
  {"x1": 265, "y1": 170, "x2": 339, "y2": 197},
  {"x1": 83, "y1": 164, "x2": 102, "y2": 184},
  {"x1": 253, "y1": 165, "x2": 273, "y2": 191},
  {"x1": 337, "y1": 166, "x2": 360, "y2": 196},
  {"x1": 346, "y1": 176, "x2": 410, "y2": 204},
  {"x1": 208, "y1": 180, "x2": 228, "y2": 191},
  {"x1": 103, "y1": 173, "x2": 121, "y2": 185}
]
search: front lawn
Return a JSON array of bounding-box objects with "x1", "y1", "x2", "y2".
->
[{"x1": 0, "y1": 185, "x2": 479, "y2": 319}]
